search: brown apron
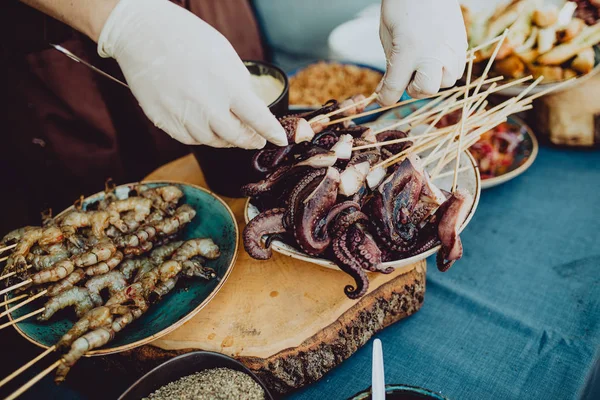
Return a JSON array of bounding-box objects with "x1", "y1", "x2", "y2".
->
[{"x1": 0, "y1": 0, "x2": 265, "y2": 233}]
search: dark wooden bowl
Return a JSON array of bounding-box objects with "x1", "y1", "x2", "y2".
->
[{"x1": 118, "y1": 351, "x2": 275, "y2": 400}]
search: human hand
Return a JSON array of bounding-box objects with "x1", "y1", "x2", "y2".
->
[
  {"x1": 377, "y1": 0, "x2": 468, "y2": 105},
  {"x1": 97, "y1": 0, "x2": 287, "y2": 148}
]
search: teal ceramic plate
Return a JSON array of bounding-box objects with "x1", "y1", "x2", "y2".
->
[
  {"x1": 5, "y1": 181, "x2": 238, "y2": 356},
  {"x1": 376, "y1": 99, "x2": 539, "y2": 189},
  {"x1": 348, "y1": 384, "x2": 448, "y2": 400}
]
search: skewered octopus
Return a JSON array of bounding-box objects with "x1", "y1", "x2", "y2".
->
[{"x1": 242, "y1": 98, "x2": 474, "y2": 299}]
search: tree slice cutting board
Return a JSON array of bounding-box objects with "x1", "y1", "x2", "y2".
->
[{"x1": 129, "y1": 154, "x2": 427, "y2": 394}]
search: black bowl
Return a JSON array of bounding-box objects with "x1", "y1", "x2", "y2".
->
[
  {"x1": 118, "y1": 351, "x2": 275, "y2": 400},
  {"x1": 348, "y1": 384, "x2": 448, "y2": 400},
  {"x1": 191, "y1": 60, "x2": 289, "y2": 198}
]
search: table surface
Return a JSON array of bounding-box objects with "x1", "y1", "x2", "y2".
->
[{"x1": 4, "y1": 144, "x2": 599, "y2": 400}]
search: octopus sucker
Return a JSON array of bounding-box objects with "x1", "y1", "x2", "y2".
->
[{"x1": 243, "y1": 208, "x2": 287, "y2": 260}]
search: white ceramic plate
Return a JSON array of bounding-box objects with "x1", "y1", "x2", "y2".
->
[{"x1": 244, "y1": 140, "x2": 481, "y2": 272}]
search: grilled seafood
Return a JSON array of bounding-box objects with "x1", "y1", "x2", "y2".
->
[{"x1": 85, "y1": 251, "x2": 124, "y2": 276}]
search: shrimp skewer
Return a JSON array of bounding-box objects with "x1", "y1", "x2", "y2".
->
[
  {"x1": 38, "y1": 287, "x2": 99, "y2": 321},
  {"x1": 84, "y1": 251, "x2": 123, "y2": 276},
  {"x1": 85, "y1": 271, "x2": 127, "y2": 305}
]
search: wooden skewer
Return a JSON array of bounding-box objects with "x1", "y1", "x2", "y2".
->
[
  {"x1": 0, "y1": 265, "x2": 33, "y2": 282},
  {"x1": 0, "y1": 346, "x2": 56, "y2": 389},
  {"x1": 0, "y1": 290, "x2": 47, "y2": 319},
  {"x1": 352, "y1": 125, "x2": 457, "y2": 151},
  {"x1": 0, "y1": 294, "x2": 28, "y2": 308},
  {"x1": 5, "y1": 359, "x2": 62, "y2": 400},
  {"x1": 321, "y1": 75, "x2": 504, "y2": 127},
  {"x1": 468, "y1": 29, "x2": 509, "y2": 109},
  {"x1": 0, "y1": 279, "x2": 32, "y2": 296},
  {"x1": 371, "y1": 75, "x2": 533, "y2": 136},
  {"x1": 310, "y1": 93, "x2": 378, "y2": 124},
  {"x1": 376, "y1": 92, "x2": 464, "y2": 170},
  {"x1": 452, "y1": 47, "x2": 475, "y2": 192},
  {"x1": 433, "y1": 166, "x2": 471, "y2": 179},
  {"x1": 0, "y1": 308, "x2": 44, "y2": 330},
  {"x1": 0, "y1": 244, "x2": 17, "y2": 253},
  {"x1": 0, "y1": 256, "x2": 8, "y2": 263},
  {"x1": 467, "y1": 34, "x2": 506, "y2": 55}
]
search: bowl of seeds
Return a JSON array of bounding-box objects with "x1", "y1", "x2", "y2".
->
[{"x1": 118, "y1": 351, "x2": 274, "y2": 400}]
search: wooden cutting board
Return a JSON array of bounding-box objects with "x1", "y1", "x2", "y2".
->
[{"x1": 127, "y1": 154, "x2": 427, "y2": 394}]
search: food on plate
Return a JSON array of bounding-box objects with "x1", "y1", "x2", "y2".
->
[
  {"x1": 435, "y1": 109, "x2": 526, "y2": 180},
  {"x1": 242, "y1": 98, "x2": 473, "y2": 299},
  {"x1": 464, "y1": 0, "x2": 600, "y2": 83},
  {"x1": 468, "y1": 122, "x2": 526, "y2": 179},
  {"x1": 289, "y1": 62, "x2": 383, "y2": 107},
  {"x1": 143, "y1": 368, "x2": 265, "y2": 400},
  {"x1": 0, "y1": 183, "x2": 220, "y2": 383}
]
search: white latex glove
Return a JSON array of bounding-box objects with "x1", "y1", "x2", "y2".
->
[
  {"x1": 377, "y1": 0, "x2": 468, "y2": 105},
  {"x1": 97, "y1": 0, "x2": 287, "y2": 148}
]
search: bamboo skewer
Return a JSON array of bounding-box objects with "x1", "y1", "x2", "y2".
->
[
  {"x1": 373, "y1": 94, "x2": 463, "y2": 171},
  {"x1": 0, "y1": 294, "x2": 28, "y2": 308},
  {"x1": 0, "y1": 279, "x2": 31, "y2": 296},
  {"x1": 0, "y1": 346, "x2": 56, "y2": 389},
  {"x1": 321, "y1": 76, "x2": 504, "y2": 127},
  {"x1": 370, "y1": 75, "x2": 533, "y2": 136},
  {"x1": 0, "y1": 265, "x2": 33, "y2": 282},
  {"x1": 0, "y1": 256, "x2": 8, "y2": 263},
  {"x1": 0, "y1": 244, "x2": 17, "y2": 253},
  {"x1": 452, "y1": 52, "x2": 475, "y2": 192},
  {"x1": 0, "y1": 290, "x2": 47, "y2": 319},
  {"x1": 310, "y1": 93, "x2": 378, "y2": 124},
  {"x1": 433, "y1": 166, "x2": 471, "y2": 179},
  {"x1": 5, "y1": 359, "x2": 62, "y2": 400},
  {"x1": 0, "y1": 308, "x2": 44, "y2": 330},
  {"x1": 0, "y1": 279, "x2": 32, "y2": 296}
]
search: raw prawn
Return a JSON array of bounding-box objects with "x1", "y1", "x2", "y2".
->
[
  {"x1": 47, "y1": 270, "x2": 86, "y2": 297},
  {"x1": 38, "y1": 287, "x2": 98, "y2": 321},
  {"x1": 84, "y1": 251, "x2": 123, "y2": 276},
  {"x1": 56, "y1": 306, "x2": 113, "y2": 351},
  {"x1": 73, "y1": 238, "x2": 116, "y2": 267},
  {"x1": 85, "y1": 271, "x2": 128, "y2": 305},
  {"x1": 153, "y1": 204, "x2": 196, "y2": 236},
  {"x1": 32, "y1": 259, "x2": 75, "y2": 285},
  {"x1": 55, "y1": 328, "x2": 113, "y2": 383},
  {"x1": 119, "y1": 257, "x2": 153, "y2": 280}
]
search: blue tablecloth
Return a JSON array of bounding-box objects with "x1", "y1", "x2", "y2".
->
[{"x1": 289, "y1": 146, "x2": 600, "y2": 400}]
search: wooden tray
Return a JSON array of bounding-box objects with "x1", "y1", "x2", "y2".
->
[{"x1": 127, "y1": 155, "x2": 427, "y2": 394}]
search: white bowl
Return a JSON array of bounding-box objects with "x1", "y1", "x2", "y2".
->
[{"x1": 244, "y1": 150, "x2": 481, "y2": 272}]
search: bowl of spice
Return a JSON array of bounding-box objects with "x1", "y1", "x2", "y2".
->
[{"x1": 118, "y1": 351, "x2": 274, "y2": 400}]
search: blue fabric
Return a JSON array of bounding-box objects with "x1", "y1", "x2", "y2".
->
[{"x1": 289, "y1": 147, "x2": 600, "y2": 400}]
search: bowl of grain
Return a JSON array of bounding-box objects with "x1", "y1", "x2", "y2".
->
[
  {"x1": 118, "y1": 351, "x2": 274, "y2": 400},
  {"x1": 288, "y1": 61, "x2": 387, "y2": 123}
]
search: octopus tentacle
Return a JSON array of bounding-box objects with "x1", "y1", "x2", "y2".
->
[
  {"x1": 243, "y1": 208, "x2": 287, "y2": 260},
  {"x1": 332, "y1": 231, "x2": 369, "y2": 299},
  {"x1": 252, "y1": 145, "x2": 295, "y2": 173},
  {"x1": 435, "y1": 189, "x2": 472, "y2": 272},
  {"x1": 292, "y1": 167, "x2": 340, "y2": 255}
]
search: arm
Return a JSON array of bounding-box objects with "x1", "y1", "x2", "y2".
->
[
  {"x1": 20, "y1": 0, "x2": 118, "y2": 42},
  {"x1": 19, "y1": 0, "x2": 287, "y2": 149}
]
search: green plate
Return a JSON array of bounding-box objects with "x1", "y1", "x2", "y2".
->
[{"x1": 4, "y1": 181, "x2": 238, "y2": 356}]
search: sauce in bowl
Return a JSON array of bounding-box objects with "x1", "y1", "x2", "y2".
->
[{"x1": 250, "y1": 74, "x2": 285, "y2": 106}]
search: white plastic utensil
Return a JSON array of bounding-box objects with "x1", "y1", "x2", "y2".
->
[{"x1": 372, "y1": 338, "x2": 385, "y2": 400}]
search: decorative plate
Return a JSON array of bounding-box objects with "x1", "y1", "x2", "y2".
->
[
  {"x1": 5, "y1": 181, "x2": 239, "y2": 356},
  {"x1": 244, "y1": 145, "x2": 481, "y2": 272}
]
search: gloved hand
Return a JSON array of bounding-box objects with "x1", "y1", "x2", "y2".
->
[
  {"x1": 97, "y1": 0, "x2": 287, "y2": 148},
  {"x1": 377, "y1": 0, "x2": 468, "y2": 105}
]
